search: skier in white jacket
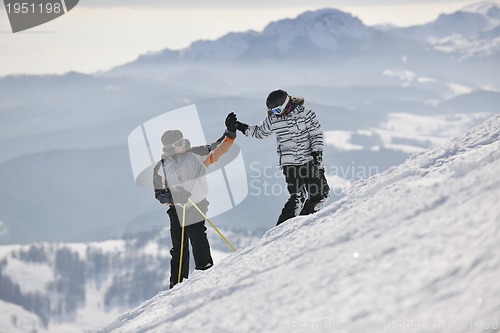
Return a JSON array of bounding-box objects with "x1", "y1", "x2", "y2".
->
[
  {"x1": 153, "y1": 113, "x2": 237, "y2": 288},
  {"x1": 235, "y1": 89, "x2": 330, "y2": 225}
]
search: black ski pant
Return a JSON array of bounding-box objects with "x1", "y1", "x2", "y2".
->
[
  {"x1": 167, "y1": 205, "x2": 213, "y2": 288},
  {"x1": 277, "y1": 161, "x2": 330, "y2": 226}
]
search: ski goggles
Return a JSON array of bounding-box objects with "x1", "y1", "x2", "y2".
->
[
  {"x1": 164, "y1": 137, "x2": 185, "y2": 148},
  {"x1": 269, "y1": 95, "x2": 290, "y2": 115}
]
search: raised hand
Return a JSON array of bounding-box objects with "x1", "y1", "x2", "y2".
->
[{"x1": 225, "y1": 112, "x2": 237, "y2": 132}]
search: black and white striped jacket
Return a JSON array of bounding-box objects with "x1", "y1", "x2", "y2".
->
[{"x1": 244, "y1": 105, "x2": 323, "y2": 166}]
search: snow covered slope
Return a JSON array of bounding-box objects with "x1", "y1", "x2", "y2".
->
[
  {"x1": 0, "y1": 300, "x2": 44, "y2": 333},
  {"x1": 97, "y1": 114, "x2": 500, "y2": 333}
]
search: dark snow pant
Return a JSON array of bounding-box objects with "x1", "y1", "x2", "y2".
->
[
  {"x1": 277, "y1": 161, "x2": 330, "y2": 226},
  {"x1": 167, "y1": 205, "x2": 213, "y2": 288}
]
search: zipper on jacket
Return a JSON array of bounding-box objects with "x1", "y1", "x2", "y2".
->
[{"x1": 278, "y1": 145, "x2": 282, "y2": 166}]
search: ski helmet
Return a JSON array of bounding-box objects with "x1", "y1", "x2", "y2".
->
[
  {"x1": 266, "y1": 89, "x2": 288, "y2": 109},
  {"x1": 161, "y1": 130, "x2": 188, "y2": 155},
  {"x1": 266, "y1": 89, "x2": 291, "y2": 115}
]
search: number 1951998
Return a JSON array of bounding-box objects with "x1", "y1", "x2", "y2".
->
[{"x1": 6, "y1": 2, "x2": 62, "y2": 14}]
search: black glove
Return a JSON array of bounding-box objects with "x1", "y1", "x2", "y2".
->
[
  {"x1": 311, "y1": 151, "x2": 324, "y2": 178},
  {"x1": 155, "y1": 189, "x2": 173, "y2": 205},
  {"x1": 235, "y1": 121, "x2": 249, "y2": 134},
  {"x1": 172, "y1": 187, "x2": 191, "y2": 205},
  {"x1": 225, "y1": 112, "x2": 237, "y2": 132},
  {"x1": 311, "y1": 151, "x2": 324, "y2": 169}
]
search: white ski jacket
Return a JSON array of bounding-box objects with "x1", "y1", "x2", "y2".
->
[{"x1": 153, "y1": 131, "x2": 235, "y2": 225}]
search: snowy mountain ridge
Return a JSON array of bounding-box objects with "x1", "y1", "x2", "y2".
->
[
  {"x1": 463, "y1": 1, "x2": 500, "y2": 17},
  {"x1": 121, "y1": 6, "x2": 426, "y2": 68},
  {"x1": 115, "y1": 2, "x2": 500, "y2": 72},
  {"x1": 387, "y1": 1, "x2": 500, "y2": 58},
  {"x1": 179, "y1": 8, "x2": 372, "y2": 61},
  {"x1": 97, "y1": 115, "x2": 500, "y2": 333}
]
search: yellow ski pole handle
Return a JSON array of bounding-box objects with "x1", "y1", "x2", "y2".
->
[
  {"x1": 188, "y1": 198, "x2": 236, "y2": 253},
  {"x1": 178, "y1": 204, "x2": 187, "y2": 284}
]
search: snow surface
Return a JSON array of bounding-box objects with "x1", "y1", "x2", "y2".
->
[
  {"x1": 0, "y1": 298, "x2": 95, "y2": 333},
  {"x1": 96, "y1": 114, "x2": 500, "y2": 333},
  {"x1": 0, "y1": 300, "x2": 44, "y2": 333},
  {"x1": 429, "y1": 33, "x2": 500, "y2": 59},
  {"x1": 3, "y1": 258, "x2": 54, "y2": 294}
]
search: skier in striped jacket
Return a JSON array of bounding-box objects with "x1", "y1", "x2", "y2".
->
[{"x1": 236, "y1": 89, "x2": 330, "y2": 225}]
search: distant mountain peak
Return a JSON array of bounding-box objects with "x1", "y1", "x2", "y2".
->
[
  {"x1": 433, "y1": 10, "x2": 492, "y2": 31},
  {"x1": 263, "y1": 8, "x2": 367, "y2": 38},
  {"x1": 293, "y1": 7, "x2": 362, "y2": 25},
  {"x1": 257, "y1": 7, "x2": 372, "y2": 53},
  {"x1": 461, "y1": 1, "x2": 500, "y2": 15}
]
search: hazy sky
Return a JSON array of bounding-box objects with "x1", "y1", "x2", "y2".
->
[{"x1": 0, "y1": 0, "x2": 498, "y2": 76}]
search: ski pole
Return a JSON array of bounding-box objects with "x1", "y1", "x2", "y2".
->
[
  {"x1": 178, "y1": 204, "x2": 187, "y2": 284},
  {"x1": 188, "y1": 198, "x2": 236, "y2": 253}
]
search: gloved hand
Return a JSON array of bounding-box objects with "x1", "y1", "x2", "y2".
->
[
  {"x1": 225, "y1": 112, "x2": 237, "y2": 132},
  {"x1": 155, "y1": 189, "x2": 173, "y2": 205},
  {"x1": 172, "y1": 187, "x2": 191, "y2": 205},
  {"x1": 235, "y1": 120, "x2": 249, "y2": 134},
  {"x1": 311, "y1": 151, "x2": 325, "y2": 177}
]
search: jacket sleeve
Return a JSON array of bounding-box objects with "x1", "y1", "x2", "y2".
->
[
  {"x1": 245, "y1": 116, "x2": 273, "y2": 139},
  {"x1": 203, "y1": 130, "x2": 236, "y2": 168},
  {"x1": 191, "y1": 132, "x2": 226, "y2": 157},
  {"x1": 190, "y1": 145, "x2": 211, "y2": 157},
  {"x1": 153, "y1": 160, "x2": 173, "y2": 205},
  {"x1": 305, "y1": 108, "x2": 323, "y2": 152}
]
